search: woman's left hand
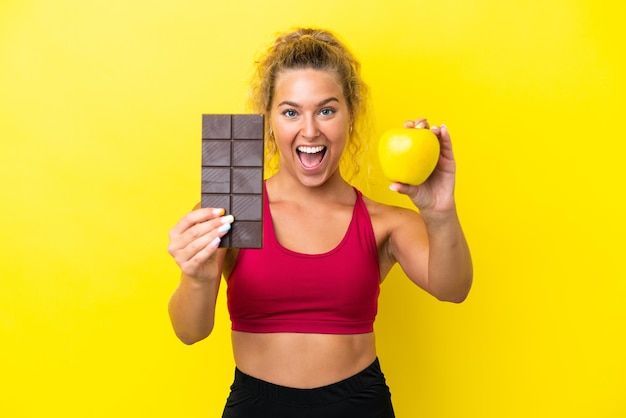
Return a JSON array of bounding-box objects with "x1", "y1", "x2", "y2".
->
[{"x1": 390, "y1": 119, "x2": 457, "y2": 217}]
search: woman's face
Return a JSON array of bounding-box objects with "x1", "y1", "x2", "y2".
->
[{"x1": 269, "y1": 68, "x2": 351, "y2": 187}]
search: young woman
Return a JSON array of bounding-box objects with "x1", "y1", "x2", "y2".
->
[{"x1": 167, "y1": 27, "x2": 472, "y2": 418}]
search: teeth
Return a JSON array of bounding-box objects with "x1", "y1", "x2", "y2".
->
[{"x1": 297, "y1": 145, "x2": 325, "y2": 154}]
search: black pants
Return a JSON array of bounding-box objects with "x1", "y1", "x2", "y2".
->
[{"x1": 222, "y1": 358, "x2": 395, "y2": 418}]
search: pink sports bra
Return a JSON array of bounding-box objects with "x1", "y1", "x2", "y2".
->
[{"x1": 226, "y1": 183, "x2": 381, "y2": 334}]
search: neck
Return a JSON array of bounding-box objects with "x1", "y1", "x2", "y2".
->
[{"x1": 267, "y1": 170, "x2": 353, "y2": 203}]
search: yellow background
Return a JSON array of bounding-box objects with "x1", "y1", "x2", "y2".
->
[{"x1": 1, "y1": 0, "x2": 624, "y2": 416}]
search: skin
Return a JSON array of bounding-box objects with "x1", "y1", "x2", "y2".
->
[{"x1": 167, "y1": 68, "x2": 473, "y2": 388}]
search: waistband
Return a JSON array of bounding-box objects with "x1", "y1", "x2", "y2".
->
[{"x1": 231, "y1": 357, "x2": 386, "y2": 407}]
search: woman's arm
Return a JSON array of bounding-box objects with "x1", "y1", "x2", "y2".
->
[
  {"x1": 167, "y1": 206, "x2": 234, "y2": 344},
  {"x1": 387, "y1": 121, "x2": 473, "y2": 302},
  {"x1": 388, "y1": 205, "x2": 472, "y2": 302}
]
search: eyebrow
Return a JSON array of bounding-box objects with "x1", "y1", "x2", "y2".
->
[{"x1": 277, "y1": 97, "x2": 340, "y2": 108}]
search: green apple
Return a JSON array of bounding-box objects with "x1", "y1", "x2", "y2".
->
[{"x1": 378, "y1": 127, "x2": 440, "y2": 185}]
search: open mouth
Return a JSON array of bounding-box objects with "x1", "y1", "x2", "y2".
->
[{"x1": 296, "y1": 145, "x2": 327, "y2": 169}]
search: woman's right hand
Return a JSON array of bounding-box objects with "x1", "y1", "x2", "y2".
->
[{"x1": 167, "y1": 207, "x2": 234, "y2": 282}]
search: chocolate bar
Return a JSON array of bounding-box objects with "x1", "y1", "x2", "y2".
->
[{"x1": 201, "y1": 114, "x2": 264, "y2": 248}]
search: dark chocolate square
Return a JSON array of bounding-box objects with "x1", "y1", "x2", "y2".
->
[
  {"x1": 202, "y1": 140, "x2": 231, "y2": 166},
  {"x1": 230, "y1": 221, "x2": 263, "y2": 248},
  {"x1": 233, "y1": 114, "x2": 264, "y2": 139},
  {"x1": 201, "y1": 167, "x2": 230, "y2": 193},
  {"x1": 202, "y1": 115, "x2": 231, "y2": 139},
  {"x1": 232, "y1": 195, "x2": 262, "y2": 221},
  {"x1": 232, "y1": 168, "x2": 263, "y2": 194},
  {"x1": 201, "y1": 114, "x2": 264, "y2": 248},
  {"x1": 233, "y1": 140, "x2": 264, "y2": 166},
  {"x1": 201, "y1": 194, "x2": 231, "y2": 213}
]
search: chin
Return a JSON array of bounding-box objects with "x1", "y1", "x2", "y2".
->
[
  {"x1": 298, "y1": 175, "x2": 327, "y2": 188},
  {"x1": 298, "y1": 168, "x2": 341, "y2": 189}
]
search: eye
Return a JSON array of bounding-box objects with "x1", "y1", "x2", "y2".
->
[
  {"x1": 319, "y1": 107, "x2": 335, "y2": 116},
  {"x1": 282, "y1": 109, "x2": 298, "y2": 118}
]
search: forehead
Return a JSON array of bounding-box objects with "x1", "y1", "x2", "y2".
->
[{"x1": 273, "y1": 68, "x2": 344, "y2": 102}]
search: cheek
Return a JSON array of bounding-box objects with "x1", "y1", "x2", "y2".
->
[
  {"x1": 331, "y1": 123, "x2": 350, "y2": 143},
  {"x1": 273, "y1": 130, "x2": 295, "y2": 154},
  {"x1": 274, "y1": 123, "x2": 301, "y2": 144}
]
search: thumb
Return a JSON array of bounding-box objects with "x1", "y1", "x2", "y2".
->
[{"x1": 389, "y1": 182, "x2": 413, "y2": 194}]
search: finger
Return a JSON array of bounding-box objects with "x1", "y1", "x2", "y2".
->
[
  {"x1": 389, "y1": 182, "x2": 414, "y2": 195},
  {"x1": 168, "y1": 212, "x2": 232, "y2": 257},
  {"x1": 170, "y1": 207, "x2": 225, "y2": 237},
  {"x1": 181, "y1": 245, "x2": 227, "y2": 276},
  {"x1": 176, "y1": 231, "x2": 221, "y2": 263},
  {"x1": 438, "y1": 124, "x2": 455, "y2": 158},
  {"x1": 414, "y1": 118, "x2": 429, "y2": 129},
  {"x1": 403, "y1": 118, "x2": 429, "y2": 129},
  {"x1": 173, "y1": 215, "x2": 234, "y2": 263},
  {"x1": 176, "y1": 214, "x2": 234, "y2": 250}
]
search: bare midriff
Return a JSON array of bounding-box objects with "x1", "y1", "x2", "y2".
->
[{"x1": 231, "y1": 331, "x2": 377, "y2": 389}]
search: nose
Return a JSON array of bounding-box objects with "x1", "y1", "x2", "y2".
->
[{"x1": 300, "y1": 114, "x2": 320, "y2": 139}]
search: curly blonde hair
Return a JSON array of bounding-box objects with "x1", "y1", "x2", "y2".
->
[{"x1": 248, "y1": 27, "x2": 370, "y2": 181}]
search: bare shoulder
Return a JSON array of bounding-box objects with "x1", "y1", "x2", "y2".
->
[
  {"x1": 360, "y1": 193, "x2": 427, "y2": 278},
  {"x1": 361, "y1": 193, "x2": 423, "y2": 228},
  {"x1": 363, "y1": 191, "x2": 422, "y2": 238}
]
